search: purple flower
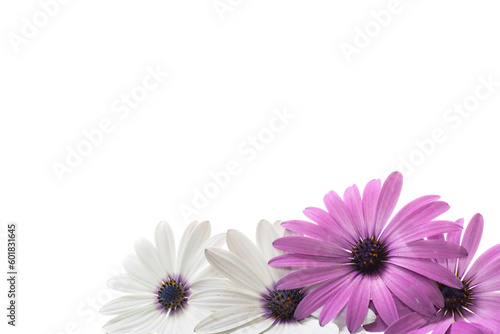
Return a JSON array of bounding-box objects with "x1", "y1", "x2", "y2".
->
[
  {"x1": 376, "y1": 214, "x2": 500, "y2": 334},
  {"x1": 269, "y1": 171, "x2": 467, "y2": 333}
]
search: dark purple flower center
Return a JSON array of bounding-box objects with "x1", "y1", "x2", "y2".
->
[
  {"x1": 265, "y1": 289, "x2": 304, "y2": 321},
  {"x1": 438, "y1": 281, "x2": 471, "y2": 314},
  {"x1": 351, "y1": 237, "x2": 388, "y2": 274},
  {"x1": 157, "y1": 279, "x2": 188, "y2": 311}
]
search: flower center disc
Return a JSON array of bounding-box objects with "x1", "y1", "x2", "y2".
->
[
  {"x1": 157, "y1": 279, "x2": 188, "y2": 311},
  {"x1": 438, "y1": 282, "x2": 471, "y2": 314},
  {"x1": 266, "y1": 289, "x2": 304, "y2": 321},
  {"x1": 351, "y1": 237, "x2": 388, "y2": 274}
]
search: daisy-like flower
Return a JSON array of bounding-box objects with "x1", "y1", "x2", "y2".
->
[
  {"x1": 100, "y1": 221, "x2": 225, "y2": 334},
  {"x1": 192, "y1": 220, "x2": 371, "y2": 333},
  {"x1": 269, "y1": 171, "x2": 468, "y2": 333},
  {"x1": 377, "y1": 213, "x2": 500, "y2": 334}
]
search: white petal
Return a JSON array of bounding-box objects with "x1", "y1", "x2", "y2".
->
[
  {"x1": 205, "y1": 248, "x2": 267, "y2": 293},
  {"x1": 191, "y1": 263, "x2": 224, "y2": 282},
  {"x1": 300, "y1": 316, "x2": 339, "y2": 334},
  {"x1": 190, "y1": 288, "x2": 260, "y2": 310},
  {"x1": 227, "y1": 229, "x2": 274, "y2": 286},
  {"x1": 107, "y1": 274, "x2": 152, "y2": 293},
  {"x1": 279, "y1": 321, "x2": 309, "y2": 334},
  {"x1": 233, "y1": 317, "x2": 274, "y2": 334},
  {"x1": 190, "y1": 277, "x2": 237, "y2": 293},
  {"x1": 195, "y1": 305, "x2": 264, "y2": 333},
  {"x1": 103, "y1": 304, "x2": 157, "y2": 333},
  {"x1": 134, "y1": 237, "x2": 167, "y2": 281},
  {"x1": 273, "y1": 220, "x2": 285, "y2": 236},
  {"x1": 178, "y1": 221, "x2": 211, "y2": 274},
  {"x1": 169, "y1": 310, "x2": 194, "y2": 334},
  {"x1": 100, "y1": 294, "x2": 155, "y2": 315},
  {"x1": 256, "y1": 220, "x2": 288, "y2": 281},
  {"x1": 122, "y1": 254, "x2": 159, "y2": 288},
  {"x1": 183, "y1": 233, "x2": 225, "y2": 281},
  {"x1": 155, "y1": 221, "x2": 176, "y2": 275},
  {"x1": 176, "y1": 221, "x2": 199, "y2": 272}
]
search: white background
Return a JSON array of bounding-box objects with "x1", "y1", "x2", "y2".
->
[{"x1": 1, "y1": 1, "x2": 500, "y2": 333}]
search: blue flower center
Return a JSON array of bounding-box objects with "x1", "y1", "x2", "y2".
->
[
  {"x1": 266, "y1": 289, "x2": 304, "y2": 321},
  {"x1": 438, "y1": 281, "x2": 471, "y2": 314},
  {"x1": 351, "y1": 237, "x2": 388, "y2": 274},
  {"x1": 157, "y1": 279, "x2": 188, "y2": 311}
]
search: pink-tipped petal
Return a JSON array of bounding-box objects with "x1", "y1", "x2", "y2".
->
[
  {"x1": 272, "y1": 236, "x2": 349, "y2": 257},
  {"x1": 391, "y1": 240, "x2": 467, "y2": 259},
  {"x1": 457, "y1": 214, "x2": 484, "y2": 278},
  {"x1": 346, "y1": 276, "x2": 371, "y2": 333},
  {"x1": 390, "y1": 257, "x2": 463, "y2": 288},
  {"x1": 373, "y1": 172, "x2": 403, "y2": 237}
]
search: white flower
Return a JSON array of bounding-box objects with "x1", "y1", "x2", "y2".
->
[
  {"x1": 191, "y1": 220, "x2": 370, "y2": 333},
  {"x1": 101, "y1": 221, "x2": 225, "y2": 334}
]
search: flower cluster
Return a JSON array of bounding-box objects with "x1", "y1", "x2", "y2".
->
[{"x1": 101, "y1": 172, "x2": 500, "y2": 333}]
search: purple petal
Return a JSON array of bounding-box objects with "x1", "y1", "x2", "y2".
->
[
  {"x1": 385, "y1": 312, "x2": 428, "y2": 334},
  {"x1": 383, "y1": 263, "x2": 444, "y2": 310},
  {"x1": 390, "y1": 240, "x2": 467, "y2": 259},
  {"x1": 303, "y1": 207, "x2": 354, "y2": 248},
  {"x1": 362, "y1": 178, "x2": 381, "y2": 236},
  {"x1": 425, "y1": 317, "x2": 453, "y2": 334},
  {"x1": 391, "y1": 220, "x2": 463, "y2": 247},
  {"x1": 346, "y1": 276, "x2": 371, "y2": 332},
  {"x1": 463, "y1": 313, "x2": 500, "y2": 334},
  {"x1": 269, "y1": 253, "x2": 344, "y2": 267},
  {"x1": 371, "y1": 276, "x2": 398, "y2": 325},
  {"x1": 473, "y1": 294, "x2": 500, "y2": 311},
  {"x1": 445, "y1": 218, "x2": 465, "y2": 273},
  {"x1": 381, "y1": 194, "x2": 440, "y2": 239},
  {"x1": 281, "y1": 220, "x2": 339, "y2": 245},
  {"x1": 344, "y1": 184, "x2": 366, "y2": 238},
  {"x1": 382, "y1": 200, "x2": 449, "y2": 244},
  {"x1": 449, "y1": 321, "x2": 487, "y2": 334},
  {"x1": 363, "y1": 316, "x2": 387, "y2": 332},
  {"x1": 276, "y1": 264, "x2": 352, "y2": 289},
  {"x1": 319, "y1": 274, "x2": 359, "y2": 325},
  {"x1": 272, "y1": 236, "x2": 349, "y2": 257},
  {"x1": 457, "y1": 214, "x2": 484, "y2": 278},
  {"x1": 324, "y1": 191, "x2": 358, "y2": 242},
  {"x1": 390, "y1": 256, "x2": 462, "y2": 288},
  {"x1": 464, "y1": 244, "x2": 500, "y2": 284},
  {"x1": 294, "y1": 277, "x2": 343, "y2": 320},
  {"x1": 380, "y1": 264, "x2": 435, "y2": 316},
  {"x1": 374, "y1": 171, "x2": 403, "y2": 237}
]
